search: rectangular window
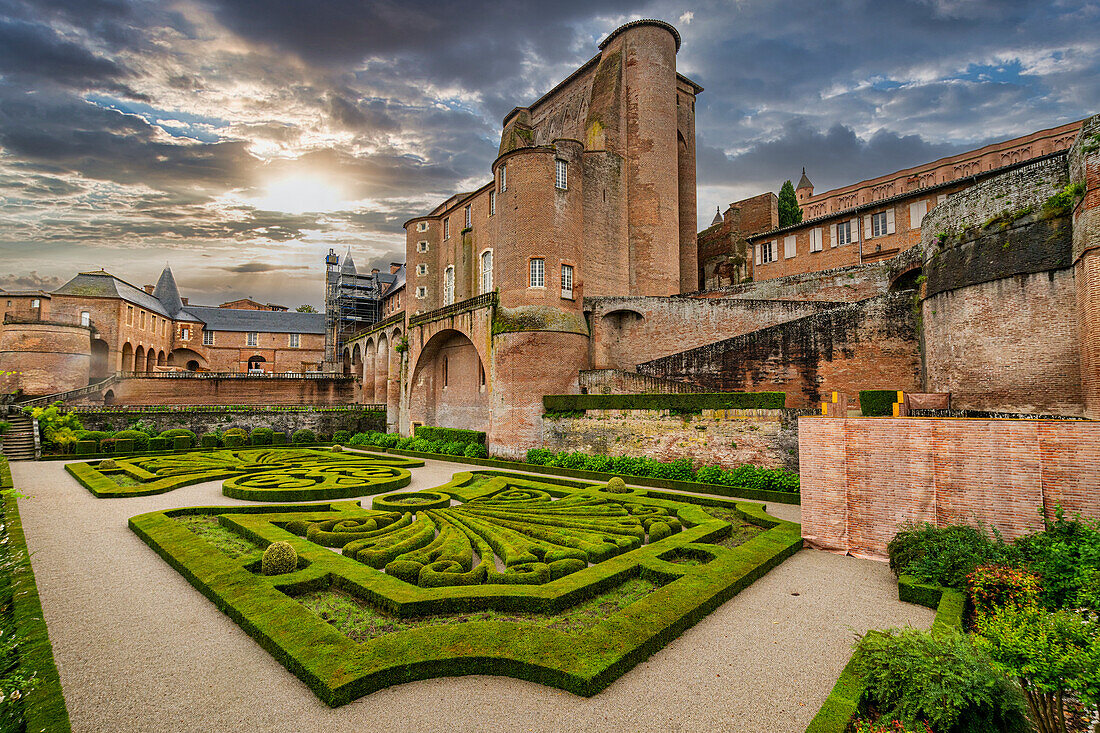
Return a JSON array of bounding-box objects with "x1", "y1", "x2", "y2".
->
[
  {"x1": 784, "y1": 235, "x2": 797, "y2": 259},
  {"x1": 247, "y1": 332, "x2": 258, "y2": 347},
  {"x1": 203, "y1": 330, "x2": 214, "y2": 346},
  {"x1": 836, "y1": 220, "x2": 852, "y2": 246},
  {"x1": 181, "y1": 327, "x2": 190, "y2": 341},
  {"x1": 555, "y1": 159, "x2": 568, "y2": 190},
  {"x1": 499, "y1": 164, "x2": 507, "y2": 192},
  {"x1": 489, "y1": 191, "x2": 495, "y2": 216},
  {"x1": 480, "y1": 250, "x2": 493, "y2": 293},
  {"x1": 810, "y1": 228, "x2": 824, "y2": 252},
  {"x1": 910, "y1": 200, "x2": 928, "y2": 228},
  {"x1": 31, "y1": 298, "x2": 40, "y2": 309},
  {"x1": 444, "y1": 218, "x2": 450, "y2": 239},
  {"x1": 760, "y1": 240, "x2": 777, "y2": 264},
  {"x1": 80, "y1": 311, "x2": 90, "y2": 326},
  {"x1": 417, "y1": 240, "x2": 429, "y2": 253},
  {"x1": 416, "y1": 286, "x2": 427, "y2": 299},
  {"x1": 127, "y1": 305, "x2": 133, "y2": 324},
  {"x1": 872, "y1": 211, "x2": 888, "y2": 237},
  {"x1": 529, "y1": 258, "x2": 545, "y2": 287},
  {"x1": 416, "y1": 221, "x2": 428, "y2": 232},
  {"x1": 417, "y1": 263, "x2": 428, "y2": 276},
  {"x1": 289, "y1": 333, "x2": 300, "y2": 348},
  {"x1": 464, "y1": 205, "x2": 471, "y2": 228},
  {"x1": 140, "y1": 311, "x2": 146, "y2": 329},
  {"x1": 443, "y1": 266, "x2": 455, "y2": 305},
  {"x1": 561, "y1": 264, "x2": 574, "y2": 299}
]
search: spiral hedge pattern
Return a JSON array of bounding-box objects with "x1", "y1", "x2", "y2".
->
[{"x1": 128, "y1": 467, "x2": 803, "y2": 706}]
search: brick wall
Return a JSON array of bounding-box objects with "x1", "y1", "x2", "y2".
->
[
  {"x1": 692, "y1": 261, "x2": 890, "y2": 303},
  {"x1": 637, "y1": 293, "x2": 922, "y2": 409},
  {"x1": 0, "y1": 322, "x2": 91, "y2": 395},
  {"x1": 579, "y1": 369, "x2": 701, "y2": 394},
  {"x1": 1071, "y1": 115, "x2": 1100, "y2": 418},
  {"x1": 72, "y1": 407, "x2": 384, "y2": 437},
  {"x1": 697, "y1": 192, "x2": 777, "y2": 290},
  {"x1": 800, "y1": 416, "x2": 1100, "y2": 559},
  {"x1": 96, "y1": 376, "x2": 356, "y2": 405},
  {"x1": 587, "y1": 295, "x2": 837, "y2": 370},
  {"x1": 540, "y1": 409, "x2": 800, "y2": 472}
]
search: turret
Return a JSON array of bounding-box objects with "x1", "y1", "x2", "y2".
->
[{"x1": 796, "y1": 168, "x2": 814, "y2": 203}]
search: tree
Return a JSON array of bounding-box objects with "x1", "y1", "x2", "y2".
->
[
  {"x1": 295, "y1": 304, "x2": 318, "y2": 313},
  {"x1": 778, "y1": 180, "x2": 803, "y2": 227}
]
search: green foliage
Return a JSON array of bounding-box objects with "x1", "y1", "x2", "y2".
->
[
  {"x1": 1014, "y1": 509, "x2": 1100, "y2": 610},
  {"x1": 333, "y1": 430, "x2": 352, "y2": 445},
  {"x1": 543, "y1": 392, "x2": 785, "y2": 413},
  {"x1": 461, "y1": 442, "x2": 488, "y2": 458},
  {"x1": 111, "y1": 429, "x2": 150, "y2": 451},
  {"x1": 394, "y1": 336, "x2": 409, "y2": 354},
  {"x1": 147, "y1": 437, "x2": 168, "y2": 451},
  {"x1": 74, "y1": 440, "x2": 96, "y2": 455},
  {"x1": 27, "y1": 402, "x2": 83, "y2": 453},
  {"x1": 967, "y1": 565, "x2": 1041, "y2": 621},
  {"x1": 0, "y1": 420, "x2": 9, "y2": 435},
  {"x1": 413, "y1": 426, "x2": 485, "y2": 445},
  {"x1": 291, "y1": 429, "x2": 316, "y2": 444},
  {"x1": 261, "y1": 541, "x2": 298, "y2": 575},
  {"x1": 974, "y1": 604, "x2": 1099, "y2": 733},
  {"x1": 295, "y1": 304, "x2": 318, "y2": 313},
  {"x1": 200, "y1": 434, "x2": 221, "y2": 448},
  {"x1": 157, "y1": 428, "x2": 195, "y2": 447},
  {"x1": 526, "y1": 448, "x2": 553, "y2": 465},
  {"x1": 778, "y1": 179, "x2": 803, "y2": 227},
  {"x1": 605, "y1": 477, "x2": 628, "y2": 493},
  {"x1": 887, "y1": 523, "x2": 1012, "y2": 589},
  {"x1": 250, "y1": 428, "x2": 274, "y2": 446},
  {"x1": 852, "y1": 721, "x2": 932, "y2": 733},
  {"x1": 1041, "y1": 182, "x2": 1086, "y2": 218},
  {"x1": 96, "y1": 459, "x2": 117, "y2": 470},
  {"x1": 853, "y1": 627, "x2": 1029, "y2": 733},
  {"x1": 224, "y1": 434, "x2": 248, "y2": 448},
  {"x1": 860, "y1": 390, "x2": 899, "y2": 417}
]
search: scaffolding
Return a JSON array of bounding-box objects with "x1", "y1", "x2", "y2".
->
[{"x1": 322, "y1": 249, "x2": 390, "y2": 372}]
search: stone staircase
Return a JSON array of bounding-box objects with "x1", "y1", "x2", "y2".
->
[{"x1": 1, "y1": 413, "x2": 36, "y2": 461}]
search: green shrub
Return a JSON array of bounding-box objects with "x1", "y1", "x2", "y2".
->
[
  {"x1": 414, "y1": 426, "x2": 485, "y2": 445},
  {"x1": 224, "y1": 434, "x2": 248, "y2": 448},
  {"x1": 292, "y1": 429, "x2": 316, "y2": 444},
  {"x1": 110, "y1": 438, "x2": 134, "y2": 453},
  {"x1": 147, "y1": 437, "x2": 168, "y2": 451},
  {"x1": 112, "y1": 429, "x2": 150, "y2": 451},
  {"x1": 74, "y1": 440, "x2": 97, "y2": 455},
  {"x1": 331, "y1": 445, "x2": 343, "y2": 453},
  {"x1": 605, "y1": 477, "x2": 629, "y2": 493},
  {"x1": 441, "y1": 441, "x2": 465, "y2": 456},
  {"x1": 526, "y1": 449, "x2": 553, "y2": 465},
  {"x1": 860, "y1": 390, "x2": 899, "y2": 417},
  {"x1": 97, "y1": 458, "x2": 117, "y2": 469},
  {"x1": 462, "y1": 442, "x2": 488, "y2": 458},
  {"x1": 158, "y1": 428, "x2": 196, "y2": 444},
  {"x1": 171, "y1": 436, "x2": 190, "y2": 450},
  {"x1": 75, "y1": 430, "x2": 112, "y2": 447},
  {"x1": 223, "y1": 427, "x2": 247, "y2": 439},
  {"x1": 584, "y1": 454, "x2": 612, "y2": 473},
  {"x1": 333, "y1": 430, "x2": 352, "y2": 445},
  {"x1": 542, "y1": 392, "x2": 786, "y2": 412},
  {"x1": 261, "y1": 541, "x2": 298, "y2": 576},
  {"x1": 967, "y1": 565, "x2": 1041, "y2": 621},
  {"x1": 853, "y1": 626, "x2": 1030, "y2": 733},
  {"x1": 887, "y1": 523, "x2": 1012, "y2": 589},
  {"x1": 250, "y1": 428, "x2": 274, "y2": 446},
  {"x1": 1013, "y1": 510, "x2": 1100, "y2": 610},
  {"x1": 0, "y1": 420, "x2": 9, "y2": 435},
  {"x1": 271, "y1": 432, "x2": 288, "y2": 445},
  {"x1": 27, "y1": 401, "x2": 83, "y2": 453},
  {"x1": 348, "y1": 432, "x2": 371, "y2": 446},
  {"x1": 201, "y1": 434, "x2": 221, "y2": 448},
  {"x1": 696, "y1": 466, "x2": 724, "y2": 484}
]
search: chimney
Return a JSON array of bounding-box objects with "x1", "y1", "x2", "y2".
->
[
  {"x1": 371, "y1": 268, "x2": 380, "y2": 275},
  {"x1": 390, "y1": 262, "x2": 402, "y2": 274},
  {"x1": 180, "y1": 297, "x2": 189, "y2": 305},
  {"x1": 143, "y1": 284, "x2": 155, "y2": 294}
]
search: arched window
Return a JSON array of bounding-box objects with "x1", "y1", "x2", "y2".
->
[{"x1": 480, "y1": 250, "x2": 493, "y2": 293}]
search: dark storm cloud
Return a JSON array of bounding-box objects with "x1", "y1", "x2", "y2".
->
[
  {"x1": 0, "y1": 271, "x2": 63, "y2": 291},
  {"x1": 224, "y1": 262, "x2": 308, "y2": 273},
  {"x1": 0, "y1": 16, "x2": 138, "y2": 94}
]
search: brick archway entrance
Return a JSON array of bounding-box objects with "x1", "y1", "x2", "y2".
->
[{"x1": 408, "y1": 329, "x2": 488, "y2": 433}]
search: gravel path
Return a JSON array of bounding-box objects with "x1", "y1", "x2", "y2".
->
[{"x1": 11, "y1": 457, "x2": 933, "y2": 733}]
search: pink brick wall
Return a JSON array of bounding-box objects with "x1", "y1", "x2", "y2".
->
[{"x1": 800, "y1": 416, "x2": 1100, "y2": 559}]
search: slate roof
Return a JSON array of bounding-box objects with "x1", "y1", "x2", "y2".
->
[
  {"x1": 54, "y1": 271, "x2": 171, "y2": 316},
  {"x1": 184, "y1": 306, "x2": 325, "y2": 334},
  {"x1": 710, "y1": 206, "x2": 723, "y2": 227},
  {"x1": 797, "y1": 168, "x2": 813, "y2": 190},
  {"x1": 152, "y1": 266, "x2": 184, "y2": 316},
  {"x1": 383, "y1": 263, "x2": 405, "y2": 296}
]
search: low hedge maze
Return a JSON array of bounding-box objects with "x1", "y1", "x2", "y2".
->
[
  {"x1": 129, "y1": 470, "x2": 802, "y2": 704},
  {"x1": 66, "y1": 448, "x2": 424, "y2": 501}
]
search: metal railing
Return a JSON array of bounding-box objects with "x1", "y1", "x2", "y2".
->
[
  {"x1": 344, "y1": 310, "x2": 406, "y2": 344},
  {"x1": 62, "y1": 403, "x2": 386, "y2": 413},
  {"x1": 408, "y1": 292, "x2": 496, "y2": 328}
]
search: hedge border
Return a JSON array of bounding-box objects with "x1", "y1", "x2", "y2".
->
[
  {"x1": 543, "y1": 392, "x2": 786, "y2": 412},
  {"x1": 222, "y1": 470, "x2": 412, "y2": 503},
  {"x1": 128, "y1": 471, "x2": 803, "y2": 705},
  {"x1": 859, "y1": 390, "x2": 899, "y2": 417},
  {"x1": 41, "y1": 442, "x2": 336, "y2": 461},
  {"x1": 1, "y1": 459, "x2": 72, "y2": 732},
  {"x1": 65, "y1": 449, "x2": 425, "y2": 499},
  {"x1": 412, "y1": 426, "x2": 486, "y2": 446},
  {"x1": 347, "y1": 447, "x2": 802, "y2": 505},
  {"x1": 804, "y1": 575, "x2": 965, "y2": 733}
]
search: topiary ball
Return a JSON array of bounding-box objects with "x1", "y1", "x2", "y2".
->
[
  {"x1": 97, "y1": 458, "x2": 118, "y2": 469},
  {"x1": 331, "y1": 445, "x2": 343, "y2": 452},
  {"x1": 261, "y1": 541, "x2": 298, "y2": 576},
  {"x1": 605, "y1": 477, "x2": 629, "y2": 493}
]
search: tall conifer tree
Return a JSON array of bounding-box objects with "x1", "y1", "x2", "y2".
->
[{"x1": 778, "y1": 180, "x2": 803, "y2": 227}]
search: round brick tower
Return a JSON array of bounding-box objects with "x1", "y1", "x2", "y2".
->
[{"x1": 0, "y1": 321, "x2": 92, "y2": 396}]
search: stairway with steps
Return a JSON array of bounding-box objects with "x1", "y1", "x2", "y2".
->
[{"x1": 1, "y1": 413, "x2": 36, "y2": 461}]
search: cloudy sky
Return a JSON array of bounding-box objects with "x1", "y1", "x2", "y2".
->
[{"x1": 1, "y1": 0, "x2": 1097, "y2": 307}]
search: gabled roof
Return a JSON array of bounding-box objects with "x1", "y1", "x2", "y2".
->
[
  {"x1": 184, "y1": 305, "x2": 325, "y2": 334},
  {"x1": 54, "y1": 271, "x2": 171, "y2": 316},
  {"x1": 383, "y1": 263, "x2": 405, "y2": 297}
]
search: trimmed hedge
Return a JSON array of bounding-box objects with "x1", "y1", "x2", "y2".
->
[
  {"x1": 413, "y1": 426, "x2": 486, "y2": 446},
  {"x1": 543, "y1": 392, "x2": 786, "y2": 413},
  {"x1": 0, "y1": 459, "x2": 72, "y2": 732},
  {"x1": 75, "y1": 440, "x2": 96, "y2": 455},
  {"x1": 128, "y1": 470, "x2": 802, "y2": 705},
  {"x1": 858, "y1": 390, "x2": 898, "y2": 417},
  {"x1": 804, "y1": 576, "x2": 965, "y2": 732}
]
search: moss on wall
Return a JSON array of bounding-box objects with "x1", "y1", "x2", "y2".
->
[{"x1": 492, "y1": 305, "x2": 588, "y2": 336}]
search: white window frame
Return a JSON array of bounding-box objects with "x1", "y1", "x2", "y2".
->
[
  {"x1": 910, "y1": 200, "x2": 928, "y2": 228},
  {"x1": 555, "y1": 159, "x2": 568, "y2": 190},
  {"x1": 443, "y1": 265, "x2": 455, "y2": 305},
  {"x1": 416, "y1": 286, "x2": 427, "y2": 299},
  {"x1": 417, "y1": 240, "x2": 429, "y2": 253},
  {"x1": 529, "y1": 258, "x2": 545, "y2": 288},
  {"x1": 247, "y1": 332, "x2": 258, "y2": 347},
  {"x1": 31, "y1": 298, "x2": 40, "y2": 309},
  {"x1": 480, "y1": 249, "x2": 493, "y2": 294},
  {"x1": 203, "y1": 330, "x2": 214, "y2": 346},
  {"x1": 464, "y1": 205, "x2": 471, "y2": 228},
  {"x1": 836, "y1": 220, "x2": 852, "y2": 246},
  {"x1": 443, "y1": 218, "x2": 450, "y2": 239},
  {"x1": 872, "y1": 211, "x2": 888, "y2": 238},
  {"x1": 416, "y1": 221, "x2": 428, "y2": 232},
  {"x1": 417, "y1": 264, "x2": 428, "y2": 276},
  {"x1": 181, "y1": 327, "x2": 190, "y2": 341},
  {"x1": 810, "y1": 228, "x2": 823, "y2": 253},
  {"x1": 561, "y1": 263, "x2": 574, "y2": 299},
  {"x1": 288, "y1": 333, "x2": 300, "y2": 348},
  {"x1": 499, "y1": 164, "x2": 507, "y2": 192},
  {"x1": 784, "y1": 235, "x2": 797, "y2": 259},
  {"x1": 80, "y1": 311, "x2": 90, "y2": 326},
  {"x1": 489, "y1": 190, "x2": 495, "y2": 216},
  {"x1": 759, "y1": 240, "x2": 778, "y2": 265}
]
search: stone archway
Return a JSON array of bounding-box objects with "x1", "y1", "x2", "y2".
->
[
  {"x1": 408, "y1": 329, "x2": 488, "y2": 432},
  {"x1": 169, "y1": 348, "x2": 207, "y2": 371},
  {"x1": 247, "y1": 355, "x2": 267, "y2": 373},
  {"x1": 362, "y1": 339, "x2": 376, "y2": 402},
  {"x1": 90, "y1": 339, "x2": 110, "y2": 383},
  {"x1": 121, "y1": 342, "x2": 133, "y2": 372},
  {"x1": 134, "y1": 345, "x2": 145, "y2": 373},
  {"x1": 145, "y1": 348, "x2": 156, "y2": 372},
  {"x1": 375, "y1": 334, "x2": 389, "y2": 406}
]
